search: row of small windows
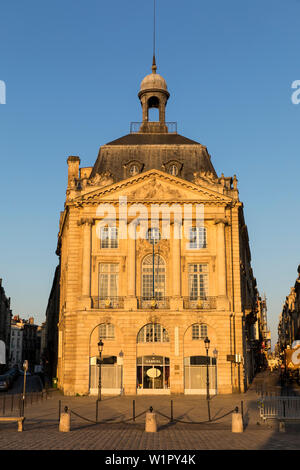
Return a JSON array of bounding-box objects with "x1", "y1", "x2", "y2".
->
[
  {"x1": 99, "y1": 259, "x2": 209, "y2": 300},
  {"x1": 99, "y1": 227, "x2": 207, "y2": 249},
  {"x1": 99, "y1": 323, "x2": 208, "y2": 342}
]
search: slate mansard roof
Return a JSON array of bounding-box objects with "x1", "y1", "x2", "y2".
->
[{"x1": 90, "y1": 132, "x2": 218, "y2": 184}]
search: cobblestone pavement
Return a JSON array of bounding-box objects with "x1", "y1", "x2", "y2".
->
[{"x1": 0, "y1": 370, "x2": 300, "y2": 451}]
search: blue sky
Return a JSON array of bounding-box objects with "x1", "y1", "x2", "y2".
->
[{"x1": 0, "y1": 0, "x2": 299, "y2": 347}]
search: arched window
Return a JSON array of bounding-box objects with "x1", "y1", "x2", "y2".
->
[
  {"x1": 137, "y1": 323, "x2": 169, "y2": 343},
  {"x1": 142, "y1": 254, "x2": 166, "y2": 300},
  {"x1": 169, "y1": 164, "x2": 178, "y2": 176},
  {"x1": 129, "y1": 164, "x2": 139, "y2": 176}
]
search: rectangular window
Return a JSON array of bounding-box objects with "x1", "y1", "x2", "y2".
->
[
  {"x1": 100, "y1": 227, "x2": 118, "y2": 249},
  {"x1": 189, "y1": 227, "x2": 207, "y2": 249},
  {"x1": 99, "y1": 264, "x2": 119, "y2": 298},
  {"x1": 99, "y1": 323, "x2": 115, "y2": 340},
  {"x1": 192, "y1": 324, "x2": 208, "y2": 340},
  {"x1": 188, "y1": 264, "x2": 208, "y2": 299}
]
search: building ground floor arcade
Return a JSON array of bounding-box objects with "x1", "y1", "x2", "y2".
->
[{"x1": 57, "y1": 310, "x2": 247, "y2": 396}]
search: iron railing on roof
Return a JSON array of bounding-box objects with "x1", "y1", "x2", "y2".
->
[{"x1": 130, "y1": 122, "x2": 177, "y2": 134}]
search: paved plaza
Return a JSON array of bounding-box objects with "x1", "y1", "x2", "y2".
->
[{"x1": 0, "y1": 371, "x2": 300, "y2": 451}]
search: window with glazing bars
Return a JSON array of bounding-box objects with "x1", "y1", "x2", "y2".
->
[
  {"x1": 99, "y1": 323, "x2": 115, "y2": 340},
  {"x1": 142, "y1": 254, "x2": 165, "y2": 299},
  {"x1": 192, "y1": 324, "x2": 208, "y2": 340},
  {"x1": 137, "y1": 324, "x2": 169, "y2": 343},
  {"x1": 189, "y1": 226, "x2": 207, "y2": 249},
  {"x1": 100, "y1": 227, "x2": 118, "y2": 249},
  {"x1": 99, "y1": 264, "x2": 119, "y2": 298},
  {"x1": 188, "y1": 264, "x2": 208, "y2": 299}
]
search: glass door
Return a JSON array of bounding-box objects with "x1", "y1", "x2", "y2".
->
[{"x1": 137, "y1": 356, "x2": 170, "y2": 390}]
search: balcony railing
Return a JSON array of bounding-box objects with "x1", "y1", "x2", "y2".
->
[
  {"x1": 130, "y1": 122, "x2": 177, "y2": 134},
  {"x1": 137, "y1": 296, "x2": 170, "y2": 309},
  {"x1": 91, "y1": 297, "x2": 124, "y2": 309},
  {"x1": 183, "y1": 297, "x2": 216, "y2": 310}
]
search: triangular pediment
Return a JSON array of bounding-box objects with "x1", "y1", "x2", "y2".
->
[{"x1": 74, "y1": 170, "x2": 234, "y2": 206}]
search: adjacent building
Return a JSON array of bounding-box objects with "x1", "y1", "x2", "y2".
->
[
  {"x1": 53, "y1": 58, "x2": 263, "y2": 396},
  {"x1": 278, "y1": 265, "x2": 300, "y2": 353},
  {"x1": 10, "y1": 316, "x2": 41, "y2": 372},
  {"x1": 9, "y1": 320, "x2": 23, "y2": 368},
  {"x1": 0, "y1": 279, "x2": 12, "y2": 369}
]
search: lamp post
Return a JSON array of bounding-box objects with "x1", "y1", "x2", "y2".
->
[
  {"x1": 97, "y1": 340, "x2": 104, "y2": 401},
  {"x1": 22, "y1": 360, "x2": 28, "y2": 417},
  {"x1": 213, "y1": 348, "x2": 218, "y2": 361},
  {"x1": 119, "y1": 350, "x2": 124, "y2": 395},
  {"x1": 204, "y1": 337, "x2": 211, "y2": 421}
]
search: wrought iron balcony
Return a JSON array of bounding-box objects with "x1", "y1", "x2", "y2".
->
[
  {"x1": 183, "y1": 297, "x2": 216, "y2": 310},
  {"x1": 91, "y1": 297, "x2": 124, "y2": 309},
  {"x1": 137, "y1": 296, "x2": 170, "y2": 309}
]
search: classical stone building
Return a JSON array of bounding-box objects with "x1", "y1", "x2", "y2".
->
[
  {"x1": 43, "y1": 266, "x2": 60, "y2": 382},
  {"x1": 10, "y1": 316, "x2": 40, "y2": 372},
  {"x1": 0, "y1": 279, "x2": 12, "y2": 369},
  {"x1": 55, "y1": 59, "x2": 261, "y2": 396},
  {"x1": 277, "y1": 265, "x2": 300, "y2": 353}
]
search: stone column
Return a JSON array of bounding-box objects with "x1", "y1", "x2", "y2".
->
[
  {"x1": 170, "y1": 221, "x2": 183, "y2": 310},
  {"x1": 79, "y1": 218, "x2": 94, "y2": 308},
  {"x1": 125, "y1": 223, "x2": 137, "y2": 309},
  {"x1": 215, "y1": 218, "x2": 229, "y2": 310}
]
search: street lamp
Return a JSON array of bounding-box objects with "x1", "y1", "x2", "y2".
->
[
  {"x1": 22, "y1": 360, "x2": 28, "y2": 417},
  {"x1": 97, "y1": 340, "x2": 104, "y2": 401},
  {"x1": 204, "y1": 337, "x2": 211, "y2": 421},
  {"x1": 119, "y1": 350, "x2": 124, "y2": 395}
]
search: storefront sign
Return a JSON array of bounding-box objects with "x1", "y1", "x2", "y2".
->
[{"x1": 143, "y1": 356, "x2": 163, "y2": 365}]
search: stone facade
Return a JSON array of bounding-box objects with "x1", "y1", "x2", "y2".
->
[
  {"x1": 55, "y1": 61, "x2": 263, "y2": 396},
  {"x1": 0, "y1": 279, "x2": 12, "y2": 368},
  {"x1": 277, "y1": 265, "x2": 300, "y2": 352}
]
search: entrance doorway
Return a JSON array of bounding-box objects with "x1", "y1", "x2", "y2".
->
[
  {"x1": 89, "y1": 356, "x2": 123, "y2": 396},
  {"x1": 184, "y1": 356, "x2": 217, "y2": 395},
  {"x1": 137, "y1": 356, "x2": 170, "y2": 394}
]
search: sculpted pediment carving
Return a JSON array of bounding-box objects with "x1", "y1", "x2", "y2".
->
[
  {"x1": 76, "y1": 170, "x2": 234, "y2": 206},
  {"x1": 87, "y1": 172, "x2": 114, "y2": 187},
  {"x1": 127, "y1": 178, "x2": 182, "y2": 200}
]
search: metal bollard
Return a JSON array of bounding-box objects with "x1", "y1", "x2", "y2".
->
[
  {"x1": 145, "y1": 406, "x2": 157, "y2": 433},
  {"x1": 59, "y1": 406, "x2": 71, "y2": 432},
  {"x1": 232, "y1": 407, "x2": 243, "y2": 433}
]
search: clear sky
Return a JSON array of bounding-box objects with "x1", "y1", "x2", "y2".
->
[{"x1": 0, "y1": 0, "x2": 299, "y2": 348}]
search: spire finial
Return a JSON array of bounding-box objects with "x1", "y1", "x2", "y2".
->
[
  {"x1": 152, "y1": 0, "x2": 157, "y2": 74},
  {"x1": 152, "y1": 55, "x2": 157, "y2": 74}
]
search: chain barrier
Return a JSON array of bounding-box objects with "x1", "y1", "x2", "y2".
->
[
  {"x1": 69, "y1": 408, "x2": 148, "y2": 425},
  {"x1": 154, "y1": 408, "x2": 237, "y2": 424},
  {"x1": 66, "y1": 402, "x2": 238, "y2": 427}
]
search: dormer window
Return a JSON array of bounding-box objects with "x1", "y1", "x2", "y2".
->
[
  {"x1": 163, "y1": 160, "x2": 182, "y2": 177},
  {"x1": 169, "y1": 164, "x2": 178, "y2": 176},
  {"x1": 130, "y1": 164, "x2": 139, "y2": 176},
  {"x1": 124, "y1": 160, "x2": 143, "y2": 178}
]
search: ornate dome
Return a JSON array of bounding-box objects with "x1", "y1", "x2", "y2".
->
[
  {"x1": 138, "y1": 56, "x2": 169, "y2": 97},
  {"x1": 140, "y1": 72, "x2": 168, "y2": 93}
]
